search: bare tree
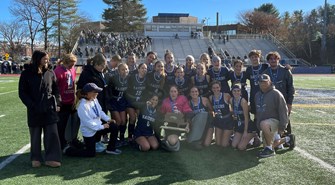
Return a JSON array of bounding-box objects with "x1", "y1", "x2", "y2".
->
[
  {"x1": 0, "y1": 20, "x2": 29, "y2": 61},
  {"x1": 10, "y1": 0, "x2": 42, "y2": 54}
]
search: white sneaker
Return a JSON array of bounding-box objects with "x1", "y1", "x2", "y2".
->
[{"x1": 106, "y1": 149, "x2": 122, "y2": 155}]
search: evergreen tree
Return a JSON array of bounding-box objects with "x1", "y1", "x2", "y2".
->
[
  {"x1": 102, "y1": 0, "x2": 147, "y2": 32},
  {"x1": 50, "y1": 0, "x2": 81, "y2": 56}
]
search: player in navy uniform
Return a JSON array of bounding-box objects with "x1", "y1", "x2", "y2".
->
[
  {"x1": 164, "y1": 50, "x2": 178, "y2": 90},
  {"x1": 107, "y1": 63, "x2": 129, "y2": 146},
  {"x1": 172, "y1": 67, "x2": 191, "y2": 96},
  {"x1": 183, "y1": 55, "x2": 196, "y2": 79},
  {"x1": 126, "y1": 63, "x2": 148, "y2": 142},
  {"x1": 245, "y1": 50, "x2": 268, "y2": 114},
  {"x1": 245, "y1": 50, "x2": 268, "y2": 147},
  {"x1": 134, "y1": 94, "x2": 161, "y2": 151},
  {"x1": 146, "y1": 60, "x2": 166, "y2": 99},
  {"x1": 105, "y1": 54, "x2": 121, "y2": 82},
  {"x1": 230, "y1": 84, "x2": 257, "y2": 150},
  {"x1": 126, "y1": 52, "x2": 138, "y2": 76},
  {"x1": 145, "y1": 51, "x2": 157, "y2": 74},
  {"x1": 191, "y1": 63, "x2": 211, "y2": 97},
  {"x1": 199, "y1": 53, "x2": 211, "y2": 70},
  {"x1": 189, "y1": 87, "x2": 214, "y2": 147},
  {"x1": 207, "y1": 55, "x2": 231, "y2": 93},
  {"x1": 229, "y1": 59, "x2": 248, "y2": 101},
  {"x1": 208, "y1": 81, "x2": 233, "y2": 147}
]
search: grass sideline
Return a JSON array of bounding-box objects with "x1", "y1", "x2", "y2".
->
[{"x1": 0, "y1": 75, "x2": 334, "y2": 184}]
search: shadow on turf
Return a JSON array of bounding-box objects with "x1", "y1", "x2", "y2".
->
[{"x1": 0, "y1": 143, "x2": 263, "y2": 184}]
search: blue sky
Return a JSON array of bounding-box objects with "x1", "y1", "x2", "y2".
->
[{"x1": 1, "y1": 0, "x2": 334, "y2": 25}]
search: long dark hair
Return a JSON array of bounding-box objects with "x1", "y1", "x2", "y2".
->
[{"x1": 31, "y1": 50, "x2": 48, "y2": 73}]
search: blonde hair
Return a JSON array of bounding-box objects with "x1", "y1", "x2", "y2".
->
[
  {"x1": 248, "y1": 50, "x2": 262, "y2": 58},
  {"x1": 62, "y1": 53, "x2": 77, "y2": 65}
]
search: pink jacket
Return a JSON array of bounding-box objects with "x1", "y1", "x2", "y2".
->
[{"x1": 160, "y1": 95, "x2": 192, "y2": 114}]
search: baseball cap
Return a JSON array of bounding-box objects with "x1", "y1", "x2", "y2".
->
[
  {"x1": 82, "y1": 83, "x2": 102, "y2": 93},
  {"x1": 258, "y1": 74, "x2": 270, "y2": 82}
]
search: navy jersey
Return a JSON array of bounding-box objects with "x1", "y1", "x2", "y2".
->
[
  {"x1": 107, "y1": 74, "x2": 128, "y2": 111},
  {"x1": 189, "y1": 97, "x2": 208, "y2": 114},
  {"x1": 229, "y1": 71, "x2": 248, "y2": 100},
  {"x1": 172, "y1": 77, "x2": 191, "y2": 96},
  {"x1": 263, "y1": 65, "x2": 295, "y2": 105},
  {"x1": 104, "y1": 68, "x2": 118, "y2": 84},
  {"x1": 245, "y1": 63, "x2": 268, "y2": 113},
  {"x1": 146, "y1": 63, "x2": 154, "y2": 74},
  {"x1": 126, "y1": 74, "x2": 147, "y2": 103},
  {"x1": 127, "y1": 64, "x2": 138, "y2": 76},
  {"x1": 193, "y1": 75, "x2": 210, "y2": 97},
  {"x1": 134, "y1": 105, "x2": 159, "y2": 137},
  {"x1": 146, "y1": 72, "x2": 165, "y2": 95},
  {"x1": 245, "y1": 64, "x2": 268, "y2": 98},
  {"x1": 207, "y1": 66, "x2": 230, "y2": 93},
  {"x1": 211, "y1": 93, "x2": 233, "y2": 130},
  {"x1": 164, "y1": 64, "x2": 177, "y2": 87},
  {"x1": 232, "y1": 97, "x2": 245, "y2": 124},
  {"x1": 211, "y1": 93, "x2": 230, "y2": 117},
  {"x1": 108, "y1": 74, "x2": 128, "y2": 101},
  {"x1": 183, "y1": 66, "x2": 196, "y2": 79}
]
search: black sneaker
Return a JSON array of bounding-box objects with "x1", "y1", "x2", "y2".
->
[
  {"x1": 259, "y1": 147, "x2": 275, "y2": 158},
  {"x1": 289, "y1": 134, "x2": 296, "y2": 150}
]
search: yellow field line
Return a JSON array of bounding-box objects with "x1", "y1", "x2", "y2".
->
[
  {"x1": 293, "y1": 122, "x2": 335, "y2": 126},
  {"x1": 294, "y1": 104, "x2": 335, "y2": 108}
]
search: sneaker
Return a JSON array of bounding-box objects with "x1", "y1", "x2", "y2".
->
[
  {"x1": 45, "y1": 161, "x2": 61, "y2": 168},
  {"x1": 289, "y1": 134, "x2": 296, "y2": 150},
  {"x1": 62, "y1": 145, "x2": 71, "y2": 154},
  {"x1": 32, "y1": 160, "x2": 41, "y2": 168},
  {"x1": 106, "y1": 149, "x2": 122, "y2": 155},
  {"x1": 96, "y1": 142, "x2": 106, "y2": 153},
  {"x1": 259, "y1": 147, "x2": 276, "y2": 158}
]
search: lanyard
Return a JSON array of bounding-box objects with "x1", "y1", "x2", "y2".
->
[
  {"x1": 92, "y1": 101, "x2": 99, "y2": 117},
  {"x1": 234, "y1": 72, "x2": 243, "y2": 83},
  {"x1": 191, "y1": 97, "x2": 200, "y2": 111},
  {"x1": 233, "y1": 97, "x2": 241, "y2": 116},
  {"x1": 169, "y1": 97, "x2": 178, "y2": 112},
  {"x1": 213, "y1": 93, "x2": 223, "y2": 112},
  {"x1": 269, "y1": 68, "x2": 279, "y2": 84}
]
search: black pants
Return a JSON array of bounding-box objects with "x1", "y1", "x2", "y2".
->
[
  {"x1": 65, "y1": 123, "x2": 118, "y2": 157},
  {"x1": 57, "y1": 104, "x2": 73, "y2": 149},
  {"x1": 29, "y1": 124, "x2": 62, "y2": 162}
]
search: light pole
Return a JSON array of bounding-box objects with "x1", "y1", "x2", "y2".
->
[{"x1": 204, "y1": 17, "x2": 210, "y2": 37}]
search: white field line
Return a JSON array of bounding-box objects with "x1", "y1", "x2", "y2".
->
[
  {"x1": 293, "y1": 122, "x2": 334, "y2": 126},
  {"x1": 0, "y1": 143, "x2": 31, "y2": 170},
  {"x1": 0, "y1": 90, "x2": 18, "y2": 96},
  {"x1": 315, "y1": 110, "x2": 327, "y2": 114},
  {"x1": 0, "y1": 115, "x2": 5, "y2": 118},
  {"x1": 295, "y1": 147, "x2": 335, "y2": 173}
]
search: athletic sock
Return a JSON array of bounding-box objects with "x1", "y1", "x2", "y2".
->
[{"x1": 285, "y1": 136, "x2": 290, "y2": 143}]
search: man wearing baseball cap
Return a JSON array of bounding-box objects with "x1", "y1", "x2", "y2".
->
[{"x1": 255, "y1": 74, "x2": 288, "y2": 158}]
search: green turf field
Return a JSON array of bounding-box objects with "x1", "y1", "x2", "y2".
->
[{"x1": 0, "y1": 75, "x2": 334, "y2": 185}]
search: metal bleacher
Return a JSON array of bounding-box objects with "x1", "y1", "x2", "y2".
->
[
  {"x1": 215, "y1": 34, "x2": 312, "y2": 67},
  {"x1": 150, "y1": 37, "x2": 208, "y2": 64}
]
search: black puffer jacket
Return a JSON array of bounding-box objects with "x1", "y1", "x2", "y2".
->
[
  {"x1": 19, "y1": 64, "x2": 61, "y2": 127},
  {"x1": 77, "y1": 64, "x2": 108, "y2": 112}
]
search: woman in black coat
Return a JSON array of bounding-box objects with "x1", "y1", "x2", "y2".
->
[{"x1": 19, "y1": 50, "x2": 62, "y2": 168}]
